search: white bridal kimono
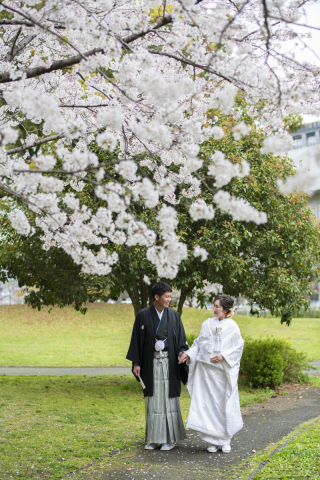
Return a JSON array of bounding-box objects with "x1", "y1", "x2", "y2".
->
[{"x1": 185, "y1": 317, "x2": 244, "y2": 445}]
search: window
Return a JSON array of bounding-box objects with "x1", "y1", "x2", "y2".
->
[
  {"x1": 307, "y1": 132, "x2": 316, "y2": 146},
  {"x1": 293, "y1": 134, "x2": 303, "y2": 149}
]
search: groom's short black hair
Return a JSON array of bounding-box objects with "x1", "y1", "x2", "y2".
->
[{"x1": 152, "y1": 282, "x2": 172, "y2": 300}]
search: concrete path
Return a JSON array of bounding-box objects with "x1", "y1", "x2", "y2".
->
[
  {"x1": 70, "y1": 385, "x2": 320, "y2": 480},
  {"x1": 304, "y1": 360, "x2": 320, "y2": 376},
  {"x1": 0, "y1": 361, "x2": 319, "y2": 376}
]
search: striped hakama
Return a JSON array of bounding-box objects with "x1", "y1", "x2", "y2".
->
[{"x1": 145, "y1": 356, "x2": 186, "y2": 444}]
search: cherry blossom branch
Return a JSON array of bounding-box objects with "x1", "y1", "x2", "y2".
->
[
  {"x1": 0, "y1": 19, "x2": 34, "y2": 26},
  {"x1": 121, "y1": 0, "x2": 204, "y2": 44},
  {"x1": 59, "y1": 104, "x2": 110, "y2": 108},
  {"x1": 147, "y1": 49, "x2": 243, "y2": 87},
  {"x1": 0, "y1": 47, "x2": 103, "y2": 83},
  {"x1": 262, "y1": 0, "x2": 271, "y2": 52},
  {"x1": 122, "y1": 14, "x2": 174, "y2": 44},
  {"x1": 1, "y1": 3, "x2": 88, "y2": 58},
  {"x1": 268, "y1": 16, "x2": 320, "y2": 31},
  {"x1": 0, "y1": 19, "x2": 65, "y2": 28},
  {"x1": 6, "y1": 134, "x2": 64, "y2": 155},
  {"x1": 6, "y1": 27, "x2": 22, "y2": 62},
  {"x1": 5, "y1": 33, "x2": 37, "y2": 62}
]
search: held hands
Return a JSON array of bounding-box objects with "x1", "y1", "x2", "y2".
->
[
  {"x1": 178, "y1": 351, "x2": 189, "y2": 364},
  {"x1": 210, "y1": 354, "x2": 224, "y2": 363},
  {"x1": 133, "y1": 363, "x2": 141, "y2": 377}
]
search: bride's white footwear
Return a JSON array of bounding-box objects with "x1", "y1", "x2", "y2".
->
[
  {"x1": 207, "y1": 445, "x2": 218, "y2": 453},
  {"x1": 222, "y1": 445, "x2": 231, "y2": 454}
]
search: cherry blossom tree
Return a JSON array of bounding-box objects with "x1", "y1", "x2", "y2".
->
[
  {"x1": 0, "y1": 0, "x2": 319, "y2": 279},
  {"x1": 1, "y1": 113, "x2": 319, "y2": 324}
]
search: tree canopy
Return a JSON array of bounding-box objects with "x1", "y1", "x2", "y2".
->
[
  {"x1": 1, "y1": 112, "x2": 319, "y2": 324},
  {"x1": 0, "y1": 0, "x2": 319, "y2": 282}
]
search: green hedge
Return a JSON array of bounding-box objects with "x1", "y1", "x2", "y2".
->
[
  {"x1": 185, "y1": 333, "x2": 197, "y2": 349},
  {"x1": 240, "y1": 337, "x2": 310, "y2": 388}
]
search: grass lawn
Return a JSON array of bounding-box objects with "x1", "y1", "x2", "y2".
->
[
  {"x1": 0, "y1": 375, "x2": 274, "y2": 480},
  {"x1": 0, "y1": 303, "x2": 319, "y2": 366},
  {"x1": 252, "y1": 417, "x2": 320, "y2": 479}
]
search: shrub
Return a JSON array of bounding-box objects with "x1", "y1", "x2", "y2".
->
[
  {"x1": 240, "y1": 337, "x2": 310, "y2": 388},
  {"x1": 185, "y1": 333, "x2": 197, "y2": 349}
]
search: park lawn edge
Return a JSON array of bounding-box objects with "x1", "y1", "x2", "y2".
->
[
  {"x1": 0, "y1": 304, "x2": 319, "y2": 366},
  {"x1": 237, "y1": 414, "x2": 320, "y2": 479}
]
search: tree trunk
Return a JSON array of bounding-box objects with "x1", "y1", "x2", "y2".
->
[
  {"x1": 140, "y1": 279, "x2": 149, "y2": 310},
  {"x1": 127, "y1": 283, "x2": 141, "y2": 317},
  {"x1": 177, "y1": 281, "x2": 196, "y2": 317},
  {"x1": 127, "y1": 277, "x2": 173, "y2": 317},
  {"x1": 127, "y1": 278, "x2": 156, "y2": 317}
]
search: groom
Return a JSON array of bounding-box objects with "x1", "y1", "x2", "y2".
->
[{"x1": 126, "y1": 281, "x2": 189, "y2": 451}]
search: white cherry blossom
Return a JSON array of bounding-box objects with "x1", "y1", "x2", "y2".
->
[
  {"x1": 194, "y1": 246, "x2": 209, "y2": 262},
  {"x1": 0, "y1": 0, "x2": 317, "y2": 278}
]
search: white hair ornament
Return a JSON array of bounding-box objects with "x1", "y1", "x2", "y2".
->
[{"x1": 227, "y1": 306, "x2": 237, "y2": 318}]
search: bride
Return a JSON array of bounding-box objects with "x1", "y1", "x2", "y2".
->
[{"x1": 178, "y1": 295, "x2": 244, "y2": 453}]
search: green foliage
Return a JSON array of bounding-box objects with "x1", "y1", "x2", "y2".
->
[
  {"x1": 176, "y1": 111, "x2": 320, "y2": 324},
  {"x1": 0, "y1": 9, "x2": 13, "y2": 20},
  {"x1": 283, "y1": 114, "x2": 305, "y2": 133},
  {"x1": 185, "y1": 332, "x2": 197, "y2": 348},
  {"x1": 240, "y1": 337, "x2": 310, "y2": 388},
  {"x1": 0, "y1": 207, "x2": 110, "y2": 313}
]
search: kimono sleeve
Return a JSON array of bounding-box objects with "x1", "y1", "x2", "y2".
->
[
  {"x1": 175, "y1": 311, "x2": 189, "y2": 385},
  {"x1": 126, "y1": 312, "x2": 142, "y2": 365},
  {"x1": 222, "y1": 327, "x2": 244, "y2": 368},
  {"x1": 176, "y1": 311, "x2": 188, "y2": 354}
]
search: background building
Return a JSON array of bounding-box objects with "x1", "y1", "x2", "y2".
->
[
  {"x1": 287, "y1": 121, "x2": 320, "y2": 307},
  {"x1": 288, "y1": 121, "x2": 320, "y2": 218}
]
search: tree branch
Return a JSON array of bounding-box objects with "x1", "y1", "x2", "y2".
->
[
  {"x1": 0, "y1": 0, "x2": 206, "y2": 85},
  {"x1": 0, "y1": 19, "x2": 33, "y2": 26},
  {"x1": 0, "y1": 47, "x2": 102, "y2": 84},
  {"x1": 6, "y1": 26, "x2": 22, "y2": 62},
  {"x1": 122, "y1": 14, "x2": 173, "y2": 44},
  {"x1": 148, "y1": 49, "x2": 238, "y2": 85},
  {"x1": 0, "y1": 19, "x2": 65, "y2": 28},
  {"x1": 5, "y1": 33, "x2": 37, "y2": 62},
  {"x1": 6, "y1": 133, "x2": 64, "y2": 154},
  {"x1": 59, "y1": 103, "x2": 109, "y2": 107}
]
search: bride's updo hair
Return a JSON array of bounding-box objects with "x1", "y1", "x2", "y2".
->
[{"x1": 214, "y1": 295, "x2": 234, "y2": 314}]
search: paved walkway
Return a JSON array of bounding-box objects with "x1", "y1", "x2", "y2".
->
[
  {"x1": 1, "y1": 361, "x2": 319, "y2": 376},
  {"x1": 70, "y1": 385, "x2": 320, "y2": 480}
]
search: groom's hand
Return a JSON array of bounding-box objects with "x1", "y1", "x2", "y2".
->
[
  {"x1": 178, "y1": 351, "x2": 189, "y2": 364},
  {"x1": 133, "y1": 363, "x2": 141, "y2": 377},
  {"x1": 178, "y1": 351, "x2": 185, "y2": 363}
]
